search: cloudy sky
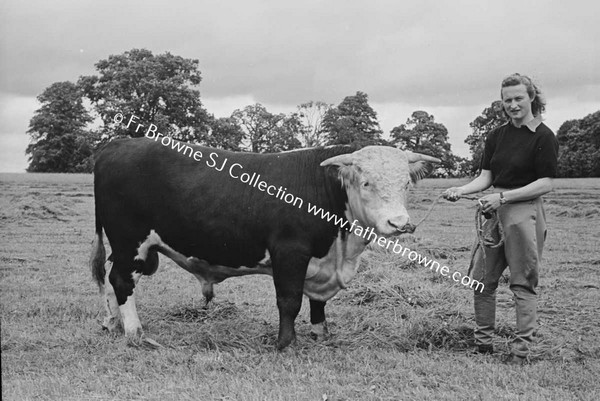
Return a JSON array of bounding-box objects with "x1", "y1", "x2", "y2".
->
[{"x1": 1, "y1": 0, "x2": 599, "y2": 172}]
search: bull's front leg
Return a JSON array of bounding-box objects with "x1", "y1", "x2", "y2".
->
[
  {"x1": 271, "y1": 244, "x2": 311, "y2": 350},
  {"x1": 309, "y1": 299, "x2": 329, "y2": 341}
]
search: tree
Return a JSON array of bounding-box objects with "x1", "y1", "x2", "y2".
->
[
  {"x1": 322, "y1": 91, "x2": 384, "y2": 147},
  {"x1": 78, "y1": 48, "x2": 211, "y2": 142},
  {"x1": 269, "y1": 112, "x2": 304, "y2": 152},
  {"x1": 199, "y1": 116, "x2": 245, "y2": 151},
  {"x1": 556, "y1": 111, "x2": 600, "y2": 177},
  {"x1": 452, "y1": 155, "x2": 474, "y2": 178},
  {"x1": 297, "y1": 101, "x2": 332, "y2": 147},
  {"x1": 231, "y1": 104, "x2": 302, "y2": 153},
  {"x1": 390, "y1": 111, "x2": 456, "y2": 177},
  {"x1": 465, "y1": 100, "x2": 507, "y2": 174},
  {"x1": 25, "y1": 81, "x2": 95, "y2": 172}
]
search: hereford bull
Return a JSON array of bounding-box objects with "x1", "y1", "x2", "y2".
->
[{"x1": 90, "y1": 138, "x2": 439, "y2": 349}]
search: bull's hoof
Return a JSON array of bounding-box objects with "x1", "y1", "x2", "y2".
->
[
  {"x1": 309, "y1": 331, "x2": 329, "y2": 342},
  {"x1": 276, "y1": 335, "x2": 297, "y2": 351},
  {"x1": 309, "y1": 322, "x2": 329, "y2": 342},
  {"x1": 124, "y1": 325, "x2": 144, "y2": 340},
  {"x1": 124, "y1": 327, "x2": 145, "y2": 347}
]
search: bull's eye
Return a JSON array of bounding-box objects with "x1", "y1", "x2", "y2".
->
[{"x1": 362, "y1": 181, "x2": 370, "y2": 188}]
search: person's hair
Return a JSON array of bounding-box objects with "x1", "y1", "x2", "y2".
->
[{"x1": 500, "y1": 73, "x2": 546, "y2": 117}]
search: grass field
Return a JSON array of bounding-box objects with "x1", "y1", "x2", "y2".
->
[{"x1": 1, "y1": 173, "x2": 599, "y2": 400}]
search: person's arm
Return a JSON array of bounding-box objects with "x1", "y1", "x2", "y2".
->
[
  {"x1": 478, "y1": 177, "x2": 554, "y2": 213},
  {"x1": 504, "y1": 177, "x2": 554, "y2": 202},
  {"x1": 443, "y1": 169, "x2": 493, "y2": 201}
]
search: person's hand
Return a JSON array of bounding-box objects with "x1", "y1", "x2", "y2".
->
[
  {"x1": 478, "y1": 193, "x2": 502, "y2": 214},
  {"x1": 443, "y1": 187, "x2": 464, "y2": 202}
]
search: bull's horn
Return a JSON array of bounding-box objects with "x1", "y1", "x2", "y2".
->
[
  {"x1": 405, "y1": 151, "x2": 441, "y2": 163},
  {"x1": 320, "y1": 153, "x2": 353, "y2": 167}
]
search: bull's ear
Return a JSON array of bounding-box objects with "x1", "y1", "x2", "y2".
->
[
  {"x1": 320, "y1": 153, "x2": 353, "y2": 167},
  {"x1": 409, "y1": 161, "x2": 434, "y2": 182}
]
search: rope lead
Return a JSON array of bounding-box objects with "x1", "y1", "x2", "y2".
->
[{"x1": 414, "y1": 193, "x2": 505, "y2": 285}]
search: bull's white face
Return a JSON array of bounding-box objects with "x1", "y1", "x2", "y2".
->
[{"x1": 321, "y1": 146, "x2": 440, "y2": 236}]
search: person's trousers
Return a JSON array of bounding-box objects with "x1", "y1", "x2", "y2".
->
[{"x1": 468, "y1": 196, "x2": 547, "y2": 357}]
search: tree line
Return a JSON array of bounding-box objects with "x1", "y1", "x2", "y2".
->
[{"x1": 26, "y1": 49, "x2": 599, "y2": 177}]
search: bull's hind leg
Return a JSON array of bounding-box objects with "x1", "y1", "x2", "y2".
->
[
  {"x1": 110, "y1": 252, "x2": 144, "y2": 339},
  {"x1": 120, "y1": 271, "x2": 143, "y2": 338},
  {"x1": 101, "y1": 258, "x2": 122, "y2": 332}
]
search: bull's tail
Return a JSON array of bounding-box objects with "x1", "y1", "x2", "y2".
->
[{"x1": 90, "y1": 219, "x2": 106, "y2": 289}]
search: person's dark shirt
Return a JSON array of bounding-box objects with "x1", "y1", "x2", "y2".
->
[{"x1": 481, "y1": 118, "x2": 559, "y2": 188}]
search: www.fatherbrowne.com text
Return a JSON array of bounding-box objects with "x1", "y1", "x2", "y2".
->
[{"x1": 114, "y1": 113, "x2": 484, "y2": 292}]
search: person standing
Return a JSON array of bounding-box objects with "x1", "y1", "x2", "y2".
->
[{"x1": 443, "y1": 73, "x2": 559, "y2": 364}]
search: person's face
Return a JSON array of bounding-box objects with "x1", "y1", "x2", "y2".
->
[{"x1": 501, "y1": 84, "x2": 534, "y2": 124}]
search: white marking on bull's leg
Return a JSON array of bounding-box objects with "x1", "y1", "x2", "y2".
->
[
  {"x1": 102, "y1": 261, "x2": 121, "y2": 332},
  {"x1": 120, "y1": 292, "x2": 143, "y2": 338},
  {"x1": 119, "y1": 271, "x2": 144, "y2": 338}
]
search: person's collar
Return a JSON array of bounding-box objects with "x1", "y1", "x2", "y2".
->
[{"x1": 512, "y1": 116, "x2": 542, "y2": 132}]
